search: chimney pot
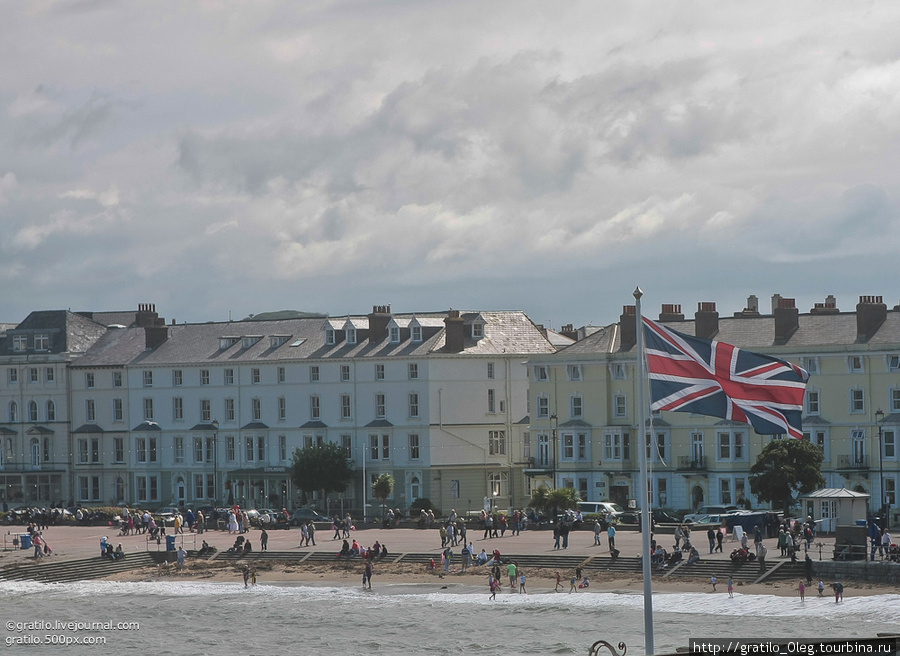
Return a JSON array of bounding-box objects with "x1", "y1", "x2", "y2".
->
[
  {"x1": 695, "y1": 302, "x2": 719, "y2": 339},
  {"x1": 619, "y1": 305, "x2": 637, "y2": 350}
]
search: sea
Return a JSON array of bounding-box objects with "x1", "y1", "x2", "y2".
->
[{"x1": 2, "y1": 579, "x2": 898, "y2": 656}]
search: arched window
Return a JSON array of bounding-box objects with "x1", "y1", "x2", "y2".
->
[
  {"x1": 9, "y1": 401, "x2": 18, "y2": 423},
  {"x1": 28, "y1": 401, "x2": 38, "y2": 422},
  {"x1": 46, "y1": 400, "x2": 56, "y2": 422}
]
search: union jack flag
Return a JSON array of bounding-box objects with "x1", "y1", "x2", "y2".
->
[{"x1": 642, "y1": 317, "x2": 809, "y2": 439}]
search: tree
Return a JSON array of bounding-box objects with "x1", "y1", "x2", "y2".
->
[
  {"x1": 749, "y1": 438, "x2": 825, "y2": 515},
  {"x1": 527, "y1": 484, "x2": 580, "y2": 520},
  {"x1": 371, "y1": 473, "x2": 395, "y2": 519},
  {"x1": 290, "y1": 442, "x2": 355, "y2": 513}
]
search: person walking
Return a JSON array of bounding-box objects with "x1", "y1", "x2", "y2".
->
[
  {"x1": 260, "y1": 528, "x2": 269, "y2": 552},
  {"x1": 607, "y1": 524, "x2": 617, "y2": 553},
  {"x1": 593, "y1": 520, "x2": 603, "y2": 546},
  {"x1": 519, "y1": 570, "x2": 527, "y2": 594},
  {"x1": 707, "y1": 527, "x2": 716, "y2": 554}
]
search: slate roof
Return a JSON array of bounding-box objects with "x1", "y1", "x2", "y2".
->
[
  {"x1": 71, "y1": 310, "x2": 557, "y2": 367},
  {"x1": 1, "y1": 310, "x2": 107, "y2": 356}
]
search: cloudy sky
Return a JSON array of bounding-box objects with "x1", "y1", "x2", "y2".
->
[{"x1": 2, "y1": 1, "x2": 899, "y2": 329}]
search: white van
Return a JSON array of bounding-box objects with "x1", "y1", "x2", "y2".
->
[{"x1": 578, "y1": 502, "x2": 625, "y2": 518}]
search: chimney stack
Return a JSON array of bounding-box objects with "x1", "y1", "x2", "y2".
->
[
  {"x1": 559, "y1": 324, "x2": 577, "y2": 341},
  {"x1": 810, "y1": 294, "x2": 839, "y2": 315},
  {"x1": 734, "y1": 295, "x2": 760, "y2": 317},
  {"x1": 135, "y1": 303, "x2": 159, "y2": 328},
  {"x1": 856, "y1": 295, "x2": 887, "y2": 341},
  {"x1": 444, "y1": 310, "x2": 465, "y2": 352},
  {"x1": 774, "y1": 297, "x2": 799, "y2": 344},
  {"x1": 695, "y1": 302, "x2": 719, "y2": 340},
  {"x1": 619, "y1": 305, "x2": 637, "y2": 351},
  {"x1": 367, "y1": 305, "x2": 392, "y2": 343},
  {"x1": 659, "y1": 304, "x2": 684, "y2": 322}
]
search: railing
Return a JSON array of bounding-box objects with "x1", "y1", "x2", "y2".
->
[
  {"x1": 677, "y1": 456, "x2": 708, "y2": 470},
  {"x1": 837, "y1": 455, "x2": 868, "y2": 469}
]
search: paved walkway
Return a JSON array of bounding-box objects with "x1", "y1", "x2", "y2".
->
[{"x1": 0, "y1": 522, "x2": 839, "y2": 569}]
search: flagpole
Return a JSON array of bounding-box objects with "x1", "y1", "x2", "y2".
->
[{"x1": 634, "y1": 286, "x2": 654, "y2": 655}]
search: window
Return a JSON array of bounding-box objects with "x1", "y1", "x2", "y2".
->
[
  {"x1": 113, "y1": 398, "x2": 123, "y2": 422},
  {"x1": 224, "y1": 369, "x2": 234, "y2": 385},
  {"x1": 341, "y1": 434, "x2": 352, "y2": 457},
  {"x1": 646, "y1": 431, "x2": 668, "y2": 463},
  {"x1": 173, "y1": 370, "x2": 183, "y2": 386},
  {"x1": 803, "y1": 357, "x2": 819, "y2": 375},
  {"x1": 225, "y1": 398, "x2": 235, "y2": 421},
  {"x1": 113, "y1": 371, "x2": 122, "y2": 388},
  {"x1": 411, "y1": 325, "x2": 422, "y2": 342},
  {"x1": 347, "y1": 328, "x2": 357, "y2": 344},
  {"x1": 174, "y1": 436, "x2": 184, "y2": 463},
  {"x1": 310, "y1": 366, "x2": 320, "y2": 382},
  {"x1": 29, "y1": 368, "x2": 38, "y2": 383},
  {"x1": 173, "y1": 397, "x2": 184, "y2": 420},
  {"x1": 806, "y1": 390, "x2": 820, "y2": 415},
  {"x1": 567, "y1": 365, "x2": 582, "y2": 381},
  {"x1": 804, "y1": 429, "x2": 828, "y2": 461},
  {"x1": 226, "y1": 436, "x2": 235, "y2": 461},
  {"x1": 85, "y1": 399, "x2": 96, "y2": 422},
  {"x1": 341, "y1": 394, "x2": 351, "y2": 419},
  {"x1": 375, "y1": 364, "x2": 385, "y2": 380},
  {"x1": 487, "y1": 362, "x2": 495, "y2": 379},
  {"x1": 195, "y1": 474, "x2": 204, "y2": 500},
  {"x1": 563, "y1": 433, "x2": 574, "y2": 459},
  {"x1": 46, "y1": 400, "x2": 55, "y2": 422},
  {"x1": 149, "y1": 437, "x2": 157, "y2": 462},
  {"x1": 340, "y1": 365, "x2": 351, "y2": 382},
  {"x1": 610, "y1": 364, "x2": 626, "y2": 380},
  {"x1": 487, "y1": 389, "x2": 496, "y2": 413},
  {"x1": 245, "y1": 436, "x2": 255, "y2": 461},
  {"x1": 537, "y1": 396, "x2": 549, "y2": 418},
  {"x1": 891, "y1": 389, "x2": 900, "y2": 413},
  {"x1": 489, "y1": 431, "x2": 506, "y2": 456},
  {"x1": 28, "y1": 401, "x2": 38, "y2": 422},
  {"x1": 12, "y1": 335, "x2": 27, "y2": 351},
  {"x1": 143, "y1": 370, "x2": 153, "y2": 387},
  {"x1": 720, "y1": 478, "x2": 732, "y2": 505},
  {"x1": 604, "y1": 432, "x2": 630, "y2": 461},
  {"x1": 886, "y1": 479, "x2": 897, "y2": 507},
  {"x1": 8, "y1": 401, "x2": 17, "y2": 422},
  {"x1": 576, "y1": 433, "x2": 588, "y2": 461},
  {"x1": 278, "y1": 397, "x2": 286, "y2": 421},
  {"x1": 472, "y1": 323, "x2": 484, "y2": 339},
  {"x1": 409, "y1": 434, "x2": 420, "y2": 459},
  {"x1": 251, "y1": 368, "x2": 260, "y2": 384},
  {"x1": 34, "y1": 334, "x2": 49, "y2": 351},
  {"x1": 613, "y1": 393, "x2": 627, "y2": 418},
  {"x1": 78, "y1": 439, "x2": 89, "y2": 464},
  {"x1": 389, "y1": 326, "x2": 400, "y2": 343},
  {"x1": 369, "y1": 434, "x2": 390, "y2": 460},
  {"x1": 408, "y1": 363, "x2": 418, "y2": 379},
  {"x1": 408, "y1": 393, "x2": 419, "y2": 418},
  {"x1": 200, "y1": 399, "x2": 211, "y2": 422},
  {"x1": 846, "y1": 355, "x2": 864, "y2": 373},
  {"x1": 571, "y1": 396, "x2": 583, "y2": 418},
  {"x1": 242, "y1": 336, "x2": 261, "y2": 349},
  {"x1": 850, "y1": 388, "x2": 865, "y2": 414},
  {"x1": 86, "y1": 372, "x2": 95, "y2": 388},
  {"x1": 717, "y1": 431, "x2": 746, "y2": 461},
  {"x1": 325, "y1": 328, "x2": 336, "y2": 345},
  {"x1": 884, "y1": 429, "x2": 896, "y2": 460},
  {"x1": 310, "y1": 396, "x2": 320, "y2": 420},
  {"x1": 114, "y1": 436, "x2": 125, "y2": 463},
  {"x1": 277, "y1": 366, "x2": 285, "y2": 383},
  {"x1": 375, "y1": 394, "x2": 386, "y2": 419},
  {"x1": 889, "y1": 355, "x2": 900, "y2": 372},
  {"x1": 136, "y1": 437, "x2": 147, "y2": 463},
  {"x1": 143, "y1": 398, "x2": 154, "y2": 420},
  {"x1": 45, "y1": 367, "x2": 54, "y2": 383},
  {"x1": 851, "y1": 429, "x2": 866, "y2": 465},
  {"x1": 279, "y1": 435, "x2": 287, "y2": 461},
  {"x1": 369, "y1": 434, "x2": 379, "y2": 460},
  {"x1": 252, "y1": 398, "x2": 261, "y2": 421},
  {"x1": 534, "y1": 366, "x2": 549, "y2": 381},
  {"x1": 488, "y1": 471, "x2": 507, "y2": 497},
  {"x1": 194, "y1": 437, "x2": 204, "y2": 462}
]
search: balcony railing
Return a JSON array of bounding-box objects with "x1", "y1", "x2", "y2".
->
[
  {"x1": 677, "y1": 455, "x2": 708, "y2": 470},
  {"x1": 837, "y1": 455, "x2": 868, "y2": 470}
]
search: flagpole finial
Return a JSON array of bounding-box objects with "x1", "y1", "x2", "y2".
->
[{"x1": 633, "y1": 286, "x2": 643, "y2": 300}]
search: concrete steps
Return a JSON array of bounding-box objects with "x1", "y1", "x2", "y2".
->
[{"x1": 0, "y1": 552, "x2": 157, "y2": 584}]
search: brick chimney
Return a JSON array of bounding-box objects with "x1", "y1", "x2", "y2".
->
[
  {"x1": 695, "y1": 302, "x2": 719, "y2": 339},
  {"x1": 734, "y1": 295, "x2": 760, "y2": 317},
  {"x1": 856, "y1": 295, "x2": 887, "y2": 341},
  {"x1": 367, "y1": 305, "x2": 392, "y2": 343},
  {"x1": 145, "y1": 325, "x2": 169, "y2": 349},
  {"x1": 135, "y1": 303, "x2": 168, "y2": 349},
  {"x1": 810, "y1": 294, "x2": 839, "y2": 315},
  {"x1": 135, "y1": 303, "x2": 159, "y2": 327},
  {"x1": 559, "y1": 324, "x2": 577, "y2": 341},
  {"x1": 444, "y1": 310, "x2": 465, "y2": 352},
  {"x1": 619, "y1": 305, "x2": 637, "y2": 350},
  {"x1": 659, "y1": 304, "x2": 684, "y2": 322},
  {"x1": 774, "y1": 297, "x2": 799, "y2": 344}
]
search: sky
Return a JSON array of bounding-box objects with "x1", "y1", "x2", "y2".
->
[{"x1": 2, "y1": 1, "x2": 899, "y2": 330}]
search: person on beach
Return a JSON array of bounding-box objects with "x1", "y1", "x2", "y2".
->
[
  {"x1": 727, "y1": 577, "x2": 734, "y2": 598},
  {"x1": 363, "y1": 561, "x2": 373, "y2": 589},
  {"x1": 569, "y1": 574, "x2": 578, "y2": 592},
  {"x1": 798, "y1": 580, "x2": 805, "y2": 601},
  {"x1": 251, "y1": 570, "x2": 257, "y2": 586},
  {"x1": 260, "y1": 528, "x2": 268, "y2": 552},
  {"x1": 489, "y1": 575, "x2": 500, "y2": 600},
  {"x1": 831, "y1": 581, "x2": 844, "y2": 603},
  {"x1": 242, "y1": 566, "x2": 250, "y2": 588},
  {"x1": 817, "y1": 580, "x2": 825, "y2": 597},
  {"x1": 804, "y1": 553, "x2": 813, "y2": 584},
  {"x1": 508, "y1": 561, "x2": 517, "y2": 588},
  {"x1": 177, "y1": 546, "x2": 186, "y2": 568},
  {"x1": 710, "y1": 575, "x2": 717, "y2": 591},
  {"x1": 594, "y1": 520, "x2": 603, "y2": 546},
  {"x1": 519, "y1": 571, "x2": 526, "y2": 594},
  {"x1": 555, "y1": 571, "x2": 562, "y2": 592},
  {"x1": 443, "y1": 546, "x2": 452, "y2": 573}
]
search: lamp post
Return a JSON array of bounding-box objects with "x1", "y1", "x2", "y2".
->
[
  {"x1": 875, "y1": 410, "x2": 886, "y2": 528},
  {"x1": 550, "y1": 413, "x2": 558, "y2": 489},
  {"x1": 211, "y1": 419, "x2": 219, "y2": 507}
]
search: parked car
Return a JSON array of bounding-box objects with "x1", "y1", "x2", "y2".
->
[
  {"x1": 154, "y1": 506, "x2": 180, "y2": 526},
  {"x1": 682, "y1": 505, "x2": 740, "y2": 524},
  {"x1": 577, "y1": 501, "x2": 626, "y2": 518},
  {"x1": 290, "y1": 508, "x2": 328, "y2": 526}
]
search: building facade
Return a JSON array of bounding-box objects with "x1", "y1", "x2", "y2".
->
[{"x1": 527, "y1": 294, "x2": 900, "y2": 526}]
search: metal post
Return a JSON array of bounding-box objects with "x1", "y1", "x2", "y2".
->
[
  {"x1": 876, "y1": 410, "x2": 886, "y2": 529},
  {"x1": 634, "y1": 286, "x2": 654, "y2": 655},
  {"x1": 550, "y1": 414, "x2": 558, "y2": 489},
  {"x1": 211, "y1": 419, "x2": 219, "y2": 507}
]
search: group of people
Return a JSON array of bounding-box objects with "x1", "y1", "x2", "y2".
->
[
  {"x1": 331, "y1": 514, "x2": 354, "y2": 540},
  {"x1": 21, "y1": 524, "x2": 52, "y2": 558},
  {"x1": 798, "y1": 579, "x2": 844, "y2": 603},
  {"x1": 867, "y1": 520, "x2": 895, "y2": 562},
  {"x1": 337, "y1": 538, "x2": 388, "y2": 560},
  {"x1": 99, "y1": 535, "x2": 124, "y2": 561},
  {"x1": 487, "y1": 561, "x2": 527, "y2": 598}
]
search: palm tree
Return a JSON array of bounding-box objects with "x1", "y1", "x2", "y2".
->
[
  {"x1": 371, "y1": 473, "x2": 395, "y2": 521},
  {"x1": 546, "y1": 487, "x2": 581, "y2": 519}
]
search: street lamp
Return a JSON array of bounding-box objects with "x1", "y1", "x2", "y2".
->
[
  {"x1": 211, "y1": 419, "x2": 219, "y2": 507},
  {"x1": 550, "y1": 413, "x2": 558, "y2": 489},
  {"x1": 875, "y1": 410, "x2": 887, "y2": 529}
]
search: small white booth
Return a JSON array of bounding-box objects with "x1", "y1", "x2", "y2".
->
[{"x1": 799, "y1": 488, "x2": 870, "y2": 533}]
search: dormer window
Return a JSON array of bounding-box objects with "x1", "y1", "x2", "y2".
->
[
  {"x1": 325, "y1": 329, "x2": 336, "y2": 345},
  {"x1": 242, "y1": 335, "x2": 262, "y2": 349},
  {"x1": 270, "y1": 335, "x2": 289, "y2": 348},
  {"x1": 219, "y1": 337, "x2": 239, "y2": 350},
  {"x1": 411, "y1": 325, "x2": 422, "y2": 342},
  {"x1": 347, "y1": 328, "x2": 357, "y2": 345},
  {"x1": 34, "y1": 334, "x2": 50, "y2": 351},
  {"x1": 472, "y1": 323, "x2": 484, "y2": 338},
  {"x1": 389, "y1": 326, "x2": 401, "y2": 343},
  {"x1": 12, "y1": 335, "x2": 27, "y2": 352}
]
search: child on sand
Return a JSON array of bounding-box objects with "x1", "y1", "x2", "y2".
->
[
  {"x1": 710, "y1": 575, "x2": 717, "y2": 592},
  {"x1": 555, "y1": 571, "x2": 562, "y2": 592},
  {"x1": 519, "y1": 572, "x2": 527, "y2": 594},
  {"x1": 489, "y1": 576, "x2": 500, "y2": 600},
  {"x1": 798, "y1": 580, "x2": 805, "y2": 601},
  {"x1": 817, "y1": 580, "x2": 825, "y2": 597},
  {"x1": 727, "y1": 577, "x2": 734, "y2": 598}
]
